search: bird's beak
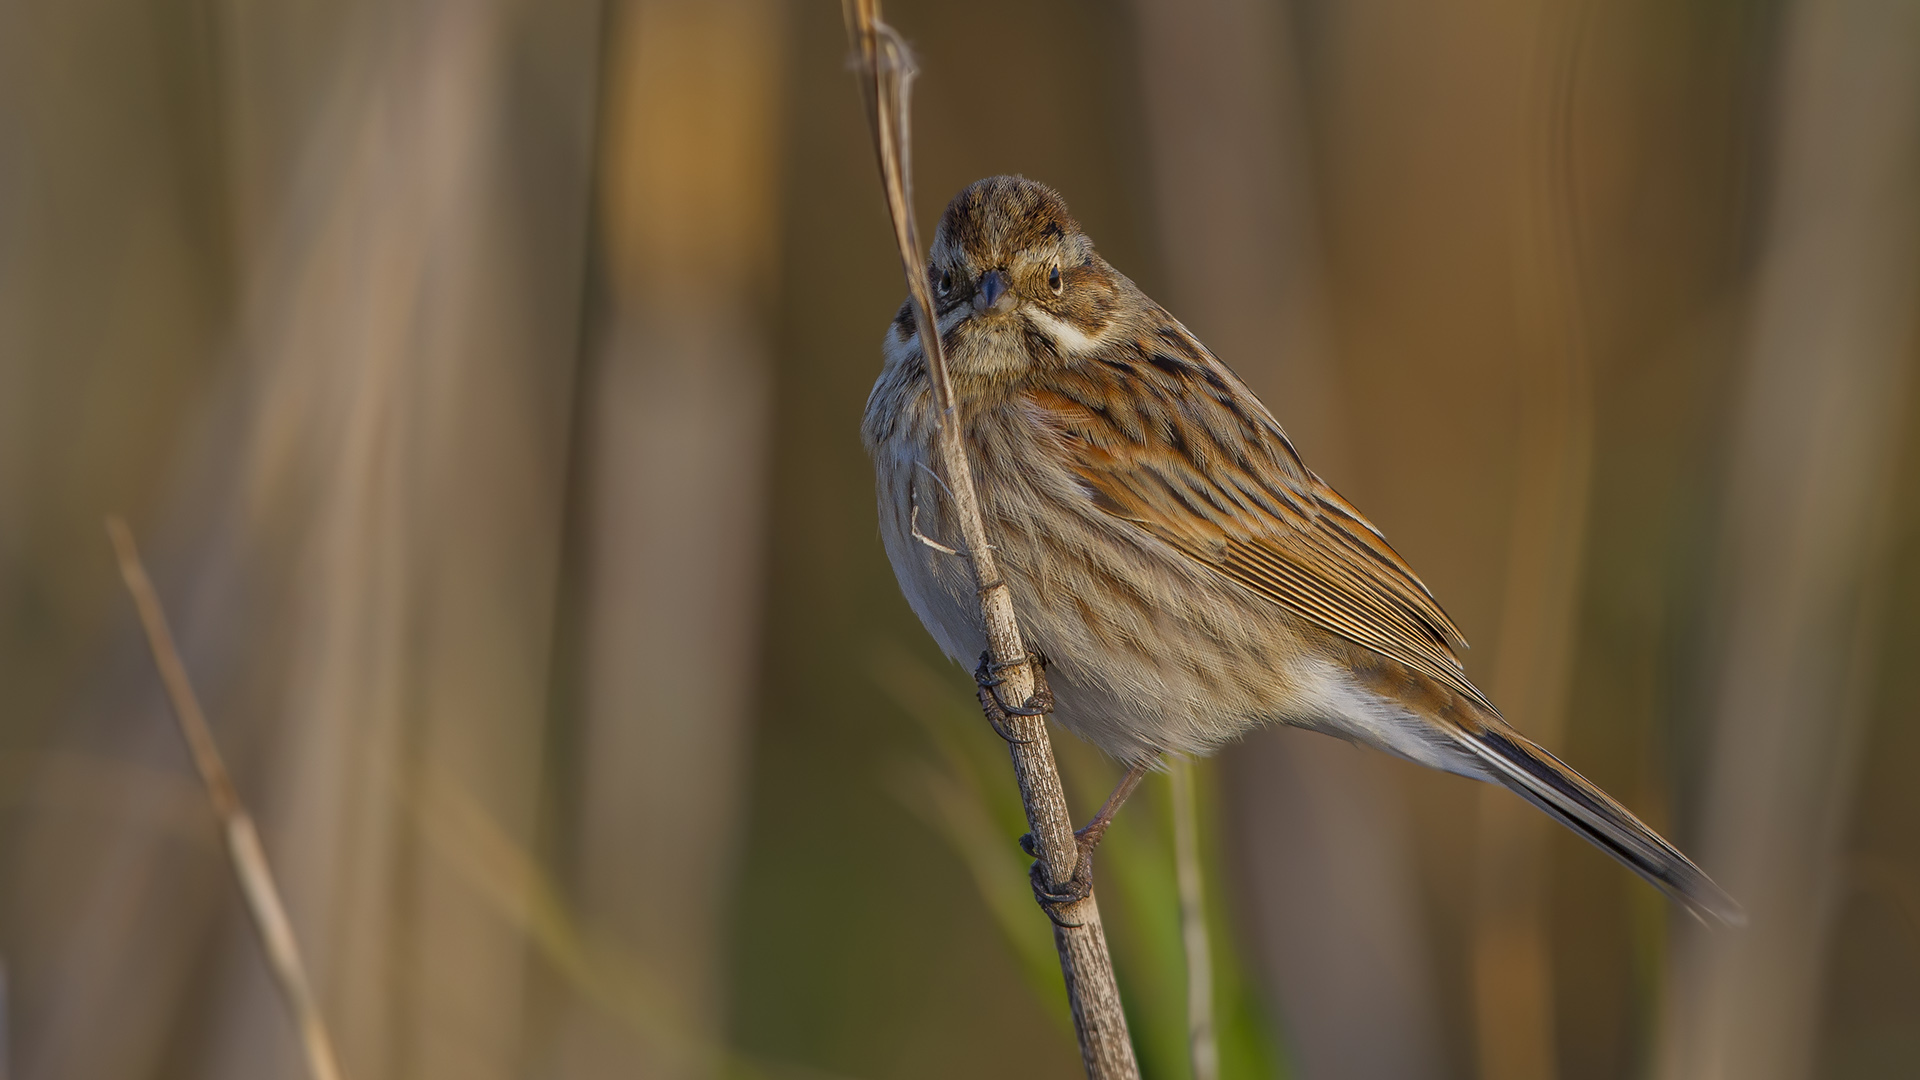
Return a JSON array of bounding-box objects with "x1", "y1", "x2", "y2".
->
[{"x1": 974, "y1": 269, "x2": 1015, "y2": 315}]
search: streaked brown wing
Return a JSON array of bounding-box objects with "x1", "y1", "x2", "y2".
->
[{"x1": 1025, "y1": 324, "x2": 1492, "y2": 714}]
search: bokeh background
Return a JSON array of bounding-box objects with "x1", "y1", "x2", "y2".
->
[{"x1": 1, "y1": 1, "x2": 1916, "y2": 1078}]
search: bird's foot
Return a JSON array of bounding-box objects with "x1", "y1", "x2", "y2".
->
[
  {"x1": 1014, "y1": 757, "x2": 1157, "y2": 926},
  {"x1": 1022, "y1": 830, "x2": 1097, "y2": 927},
  {"x1": 974, "y1": 650, "x2": 1053, "y2": 743}
]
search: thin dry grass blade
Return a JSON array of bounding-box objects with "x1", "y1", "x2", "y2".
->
[
  {"x1": 105, "y1": 517, "x2": 346, "y2": 1080},
  {"x1": 843, "y1": 0, "x2": 948, "y2": 414}
]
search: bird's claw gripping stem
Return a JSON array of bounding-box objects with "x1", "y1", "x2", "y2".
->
[
  {"x1": 974, "y1": 650, "x2": 1053, "y2": 743},
  {"x1": 1013, "y1": 757, "x2": 1155, "y2": 926},
  {"x1": 1024, "y1": 830, "x2": 1097, "y2": 927}
]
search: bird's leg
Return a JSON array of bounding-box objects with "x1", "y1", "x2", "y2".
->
[
  {"x1": 972, "y1": 647, "x2": 1159, "y2": 923},
  {"x1": 1077, "y1": 757, "x2": 1155, "y2": 850},
  {"x1": 1020, "y1": 757, "x2": 1155, "y2": 856},
  {"x1": 974, "y1": 650, "x2": 1054, "y2": 743},
  {"x1": 1021, "y1": 756, "x2": 1158, "y2": 925}
]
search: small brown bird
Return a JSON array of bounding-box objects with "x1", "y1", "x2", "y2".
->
[{"x1": 863, "y1": 175, "x2": 1741, "y2": 925}]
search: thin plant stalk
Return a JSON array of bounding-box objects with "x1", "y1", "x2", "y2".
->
[
  {"x1": 840, "y1": 4, "x2": 1139, "y2": 1076},
  {"x1": 1471, "y1": 5, "x2": 1599, "y2": 1078},
  {"x1": 1170, "y1": 759, "x2": 1218, "y2": 1080},
  {"x1": 106, "y1": 517, "x2": 347, "y2": 1080},
  {"x1": 1659, "y1": 2, "x2": 1920, "y2": 1076}
]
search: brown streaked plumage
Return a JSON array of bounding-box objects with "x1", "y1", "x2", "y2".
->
[{"x1": 862, "y1": 175, "x2": 1742, "y2": 926}]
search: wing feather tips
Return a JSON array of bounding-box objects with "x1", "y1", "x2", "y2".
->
[{"x1": 1460, "y1": 725, "x2": 1746, "y2": 928}]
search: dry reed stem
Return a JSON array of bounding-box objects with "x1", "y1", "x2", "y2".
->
[
  {"x1": 105, "y1": 517, "x2": 346, "y2": 1080},
  {"x1": 1470, "y1": 5, "x2": 1598, "y2": 1078},
  {"x1": 1658, "y1": 2, "x2": 1920, "y2": 1074},
  {"x1": 841, "y1": 3, "x2": 1138, "y2": 1076}
]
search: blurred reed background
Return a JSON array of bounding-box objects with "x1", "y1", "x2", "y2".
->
[{"x1": 0, "y1": 1, "x2": 1916, "y2": 1079}]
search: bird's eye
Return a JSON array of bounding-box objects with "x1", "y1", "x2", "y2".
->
[
  {"x1": 1048, "y1": 262, "x2": 1064, "y2": 295},
  {"x1": 937, "y1": 270, "x2": 953, "y2": 297}
]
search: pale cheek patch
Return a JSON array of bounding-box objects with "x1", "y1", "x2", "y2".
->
[{"x1": 1026, "y1": 308, "x2": 1110, "y2": 357}]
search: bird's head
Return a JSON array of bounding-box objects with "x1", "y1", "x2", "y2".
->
[{"x1": 904, "y1": 176, "x2": 1127, "y2": 379}]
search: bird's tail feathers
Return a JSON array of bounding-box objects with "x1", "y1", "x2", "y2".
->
[{"x1": 1457, "y1": 721, "x2": 1745, "y2": 928}]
